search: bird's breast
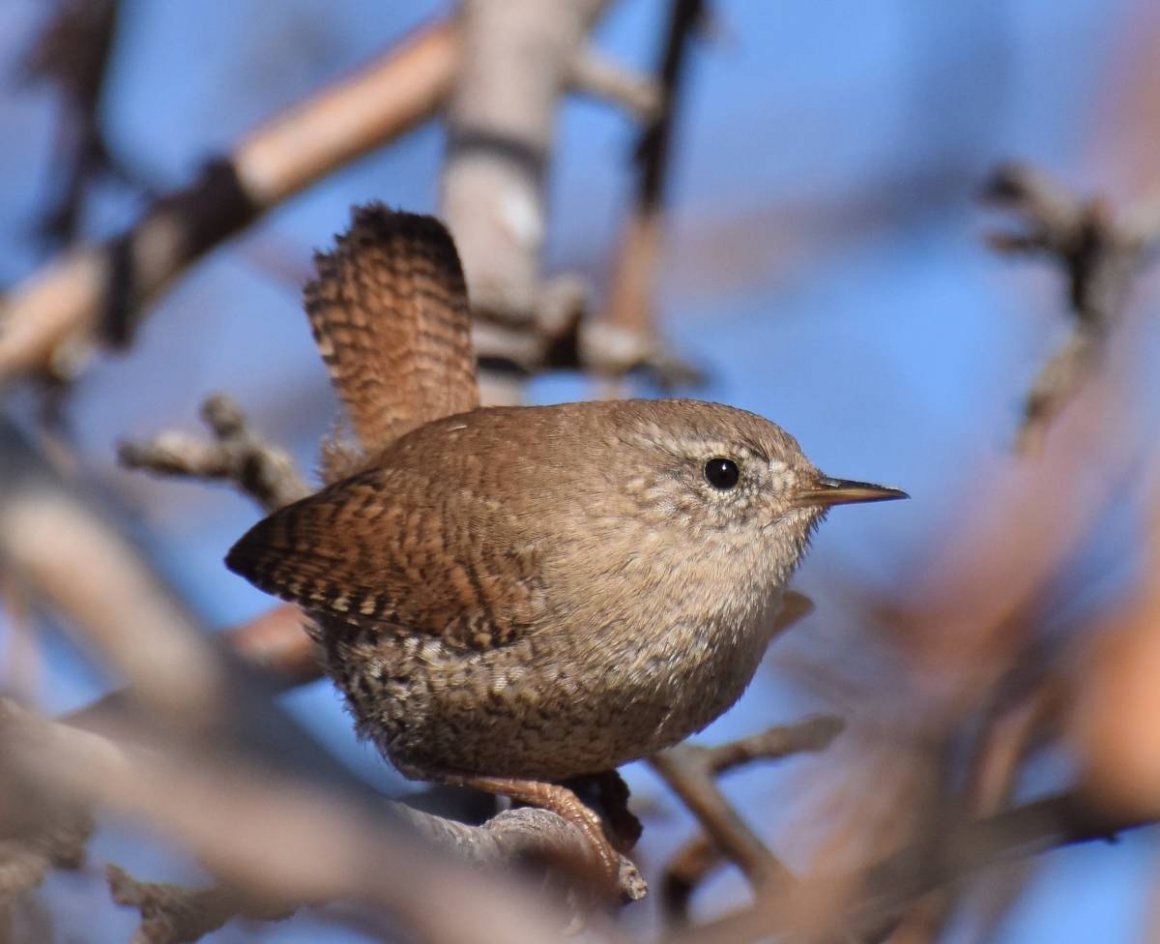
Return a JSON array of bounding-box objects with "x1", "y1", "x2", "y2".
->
[{"x1": 536, "y1": 577, "x2": 785, "y2": 759}]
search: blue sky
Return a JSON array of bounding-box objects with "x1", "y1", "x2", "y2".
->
[{"x1": 3, "y1": 0, "x2": 1160, "y2": 940}]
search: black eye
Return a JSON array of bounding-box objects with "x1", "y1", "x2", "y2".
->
[{"x1": 704, "y1": 457, "x2": 740, "y2": 490}]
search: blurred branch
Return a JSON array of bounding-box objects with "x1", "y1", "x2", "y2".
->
[
  {"x1": 223, "y1": 604, "x2": 320, "y2": 689},
  {"x1": 19, "y1": 0, "x2": 135, "y2": 245},
  {"x1": 654, "y1": 715, "x2": 844, "y2": 924},
  {"x1": 0, "y1": 792, "x2": 92, "y2": 913},
  {"x1": 0, "y1": 571, "x2": 40, "y2": 703},
  {"x1": 0, "y1": 698, "x2": 634, "y2": 943},
  {"x1": 2, "y1": 5, "x2": 678, "y2": 402},
  {"x1": 441, "y1": 0, "x2": 641, "y2": 402},
  {"x1": 850, "y1": 791, "x2": 1136, "y2": 943},
  {"x1": 107, "y1": 865, "x2": 295, "y2": 944},
  {"x1": 886, "y1": 674, "x2": 1066, "y2": 944},
  {"x1": 117, "y1": 392, "x2": 322, "y2": 685},
  {"x1": 654, "y1": 719, "x2": 835, "y2": 918},
  {"x1": 967, "y1": 674, "x2": 1065, "y2": 818},
  {"x1": 981, "y1": 161, "x2": 1160, "y2": 454},
  {"x1": 595, "y1": 0, "x2": 708, "y2": 393},
  {"x1": 118, "y1": 393, "x2": 311, "y2": 514},
  {"x1": 660, "y1": 834, "x2": 721, "y2": 926},
  {"x1": 0, "y1": 418, "x2": 227, "y2": 732},
  {"x1": 1070, "y1": 467, "x2": 1160, "y2": 820},
  {"x1": 678, "y1": 791, "x2": 1146, "y2": 944},
  {"x1": 442, "y1": 0, "x2": 611, "y2": 326},
  {"x1": 0, "y1": 19, "x2": 458, "y2": 387}
]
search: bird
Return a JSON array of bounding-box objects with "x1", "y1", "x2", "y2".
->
[{"x1": 225, "y1": 204, "x2": 907, "y2": 880}]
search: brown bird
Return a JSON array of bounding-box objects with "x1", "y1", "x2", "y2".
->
[{"x1": 226, "y1": 205, "x2": 907, "y2": 878}]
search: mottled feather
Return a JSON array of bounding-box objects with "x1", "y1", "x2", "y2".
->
[
  {"x1": 225, "y1": 458, "x2": 548, "y2": 650},
  {"x1": 305, "y1": 205, "x2": 479, "y2": 479}
]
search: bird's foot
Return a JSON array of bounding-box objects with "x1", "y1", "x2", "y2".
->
[{"x1": 437, "y1": 773, "x2": 630, "y2": 899}]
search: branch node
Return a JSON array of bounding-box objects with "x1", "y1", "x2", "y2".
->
[
  {"x1": 118, "y1": 393, "x2": 310, "y2": 513},
  {"x1": 981, "y1": 161, "x2": 1160, "y2": 454}
]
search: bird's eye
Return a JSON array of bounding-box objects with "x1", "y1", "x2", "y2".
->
[{"x1": 704, "y1": 457, "x2": 740, "y2": 490}]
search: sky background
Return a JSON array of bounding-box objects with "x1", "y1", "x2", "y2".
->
[{"x1": 3, "y1": 0, "x2": 1160, "y2": 940}]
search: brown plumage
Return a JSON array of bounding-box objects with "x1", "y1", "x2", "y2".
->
[
  {"x1": 227, "y1": 206, "x2": 907, "y2": 881},
  {"x1": 304, "y1": 205, "x2": 479, "y2": 480}
]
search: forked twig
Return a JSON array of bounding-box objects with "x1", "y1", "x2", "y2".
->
[
  {"x1": 981, "y1": 162, "x2": 1160, "y2": 454},
  {"x1": 118, "y1": 394, "x2": 310, "y2": 514},
  {"x1": 652, "y1": 715, "x2": 844, "y2": 921},
  {"x1": 107, "y1": 865, "x2": 295, "y2": 944}
]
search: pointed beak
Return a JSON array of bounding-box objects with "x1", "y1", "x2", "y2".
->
[{"x1": 793, "y1": 475, "x2": 909, "y2": 508}]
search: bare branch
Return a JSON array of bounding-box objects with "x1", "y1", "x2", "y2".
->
[
  {"x1": 674, "y1": 792, "x2": 1144, "y2": 944},
  {"x1": 107, "y1": 866, "x2": 295, "y2": 944},
  {"x1": 659, "y1": 833, "x2": 721, "y2": 925},
  {"x1": 652, "y1": 716, "x2": 843, "y2": 906},
  {"x1": 695, "y1": 715, "x2": 845, "y2": 777},
  {"x1": 0, "y1": 699, "x2": 637, "y2": 941},
  {"x1": 981, "y1": 161, "x2": 1160, "y2": 453},
  {"x1": 0, "y1": 419, "x2": 227, "y2": 731},
  {"x1": 597, "y1": 0, "x2": 708, "y2": 393},
  {"x1": 223, "y1": 604, "x2": 321, "y2": 689},
  {"x1": 0, "y1": 19, "x2": 458, "y2": 387},
  {"x1": 118, "y1": 393, "x2": 311, "y2": 514}
]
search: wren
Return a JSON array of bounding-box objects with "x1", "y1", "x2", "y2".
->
[{"x1": 225, "y1": 205, "x2": 907, "y2": 878}]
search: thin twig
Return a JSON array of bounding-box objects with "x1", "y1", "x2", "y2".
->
[
  {"x1": 0, "y1": 19, "x2": 457, "y2": 387},
  {"x1": 674, "y1": 791, "x2": 1142, "y2": 944},
  {"x1": 107, "y1": 865, "x2": 295, "y2": 944},
  {"x1": 20, "y1": 0, "x2": 133, "y2": 245},
  {"x1": 660, "y1": 833, "x2": 722, "y2": 924},
  {"x1": 981, "y1": 161, "x2": 1160, "y2": 454},
  {"x1": 651, "y1": 715, "x2": 844, "y2": 904},
  {"x1": 596, "y1": 0, "x2": 708, "y2": 393},
  {"x1": 118, "y1": 393, "x2": 311, "y2": 514},
  {"x1": 569, "y1": 47, "x2": 661, "y2": 119}
]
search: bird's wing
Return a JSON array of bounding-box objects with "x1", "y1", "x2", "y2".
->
[
  {"x1": 305, "y1": 205, "x2": 480, "y2": 479},
  {"x1": 225, "y1": 466, "x2": 546, "y2": 650}
]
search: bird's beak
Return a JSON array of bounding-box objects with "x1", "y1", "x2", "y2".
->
[{"x1": 793, "y1": 475, "x2": 909, "y2": 508}]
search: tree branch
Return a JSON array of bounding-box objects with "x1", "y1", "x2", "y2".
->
[
  {"x1": 0, "y1": 418, "x2": 227, "y2": 732},
  {"x1": 0, "y1": 697, "x2": 640, "y2": 942},
  {"x1": 440, "y1": 0, "x2": 615, "y2": 403},
  {"x1": 118, "y1": 393, "x2": 311, "y2": 514},
  {"x1": 0, "y1": 19, "x2": 458, "y2": 387},
  {"x1": 652, "y1": 715, "x2": 843, "y2": 919},
  {"x1": 674, "y1": 791, "x2": 1145, "y2": 944},
  {"x1": 981, "y1": 161, "x2": 1160, "y2": 454},
  {"x1": 595, "y1": 0, "x2": 708, "y2": 394},
  {"x1": 106, "y1": 865, "x2": 295, "y2": 944}
]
